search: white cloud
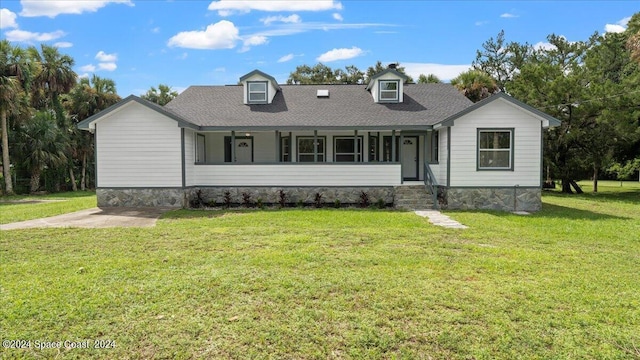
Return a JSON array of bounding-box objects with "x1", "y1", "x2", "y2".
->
[
  {"x1": 475, "y1": 20, "x2": 489, "y2": 26},
  {"x1": 278, "y1": 53, "x2": 294, "y2": 63},
  {"x1": 533, "y1": 41, "x2": 556, "y2": 51},
  {"x1": 98, "y1": 62, "x2": 117, "y2": 71},
  {"x1": 80, "y1": 64, "x2": 96, "y2": 72},
  {"x1": 240, "y1": 35, "x2": 268, "y2": 52},
  {"x1": 152, "y1": 27, "x2": 160, "y2": 33},
  {"x1": 178, "y1": 52, "x2": 188, "y2": 60},
  {"x1": 20, "y1": 0, "x2": 133, "y2": 18},
  {"x1": 5, "y1": 29, "x2": 66, "y2": 42},
  {"x1": 0, "y1": 8, "x2": 18, "y2": 29},
  {"x1": 333, "y1": 13, "x2": 343, "y2": 21},
  {"x1": 261, "y1": 14, "x2": 301, "y2": 25},
  {"x1": 54, "y1": 41, "x2": 73, "y2": 48},
  {"x1": 78, "y1": 73, "x2": 90, "y2": 79},
  {"x1": 208, "y1": 0, "x2": 342, "y2": 16},
  {"x1": 317, "y1": 46, "x2": 363, "y2": 62},
  {"x1": 167, "y1": 20, "x2": 239, "y2": 50},
  {"x1": 214, "y1": 67, "x2": 226, "y2": 72},
  {"x1": 402, "y1": 63, "x2": 472, "y2": 82},
  {"x1": 604, "y1": 16, "x2": 631, "y2": 33},
  {"x1": 500, "y1": 13, "x2": 518, "y2": 18},
  {"x1": 95, "y1": 51, "x2": 117, "y2": 62}
]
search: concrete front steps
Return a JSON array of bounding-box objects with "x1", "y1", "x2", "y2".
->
[{"x1": 394, "y1": 185, "x2": 435, "y2": 210}]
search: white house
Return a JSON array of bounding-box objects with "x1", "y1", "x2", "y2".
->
[{"x1": 78, "y1": 68, "x2": 560, "y2": 211}]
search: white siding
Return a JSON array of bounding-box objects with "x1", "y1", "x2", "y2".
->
[
  {"x1": 193, "y1": 164, "x2": 401, "y2": 186},
  {"x1": 449, "y1": 98, "x2": 542, "y2": 187},
  {"x1": 184, "y1": 129, "x2": 196, "y2": 187},
  {"x1": 96, "y1": 102, "x2": 182, "y2": 187}
]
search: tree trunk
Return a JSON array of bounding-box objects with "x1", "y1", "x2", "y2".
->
[
  {"x1": 69, "y1": 166, "x2": 78, "y2": 191},
  {"x1": 561, "y1": 177, "x2": 573, "y2": 193},
  {"x1": 30, "y1": 169, "x2": 41, "y2": 194},
  {"x1": 80, "y1": 152, "x2": 87, "y2": 191},
  {"x1": 1, "y1": 108, "x2": 13, "y2": 195},
  {"x1": 593, "y1": 166, "x2": 599, "y2": 193}
]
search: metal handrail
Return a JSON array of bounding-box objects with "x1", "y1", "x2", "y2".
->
[{"x1": 423, "y1": 162, "x2": 439, "y2": 210}]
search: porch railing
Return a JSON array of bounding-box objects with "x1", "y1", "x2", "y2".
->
[{"x1": 424, "y1": 162, "x2": 440, "y2": 210}]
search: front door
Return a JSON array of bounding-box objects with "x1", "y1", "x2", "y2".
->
[
  {"x1": 402, "y1": 136, "x2": 418, "y2": 180},
  {"x1": 235, "y1": 138, "x2": 253, "y2": 163}
]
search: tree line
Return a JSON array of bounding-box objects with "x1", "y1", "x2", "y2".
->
[{"x1": 1, "y1": 13, "x2": 638, "y2": 194}]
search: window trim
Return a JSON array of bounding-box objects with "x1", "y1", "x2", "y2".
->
[
  {"x1": 247, "y1": 81, "x2": 268, "y2": 104},
  {"x1": 477, "y1": 128, "x2": 514, "y2": 171},
  {"x1": 378, "y1": 80, "x2": 399, "y2": 103},
  {"x1": 196, "y1": 133, "x2": 206, "y2": 163},
  {"x1": 296, "y1": 136, "x2": 326, "y2": 163},
  {"x1": 333, "y1": 136, "x2": 363, "y2": 162},
  {"x1": 368, "y1": 134, "x2": 379, "y2": 162},
  {"x1": 429, "y1": 131, "x2": 439, "y2": 164}
]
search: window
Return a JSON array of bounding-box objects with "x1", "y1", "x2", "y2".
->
[
  {"x1": 248, "y1": 82, "x2": 267, "y2": 103},
  {"x1": 281, "y1": 136, "x2": 290, "y2": 162},
  {"x1": 334, "y1": 137, "x2": 363, "y2": 162},
  {"x1": 478, "y1": 129, "x2": 513, "y2": 170},
  {"x1": 196, "y1": 134, "x2": 206, "y2": 163},
  {"x1": 379, "y1": 80, "x2": 399, "y2": 102},
  {"x1": 368, "y1": 135, "x2": 378, "y2": 162},
  {"x1": 297, "y1": 137, "x2": 325, "y2": 162},
  {"x1": 382, "y1": 136, "x2": 399, "y2": 162}
]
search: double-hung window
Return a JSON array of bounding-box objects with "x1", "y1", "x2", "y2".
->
[
  {"x1": 379, "y1": 80, "x2": 399, "y2": 102},
  {"x1": 248, "y1": 82, "x2": 267, "y2": 104},
  {"x1": 477, "y1": 129, "x2": 514, "y2": 170},
  {"x1": 334, "y1": 137, "x2": 362, "y2": 162},
  {"x1": 297, "y1": 137, "x2": 325, "y2": 162}
]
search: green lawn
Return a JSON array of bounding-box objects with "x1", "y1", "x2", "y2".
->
[
  {"x1": 0, "y1": 191, "x2": 96, "y2": 224},
  {"x1": 1, "y1": 184, "x2": 639, "y2": 359}
]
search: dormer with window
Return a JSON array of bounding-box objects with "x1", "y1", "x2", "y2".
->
[
  {"x1": 239, "y1": 70, "x2": 281, "y2": 105},
  {"x1": 365, "y1": 65, "x2": 409, "y2": 104}
]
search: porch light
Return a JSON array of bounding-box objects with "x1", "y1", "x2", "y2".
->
[{"x1": 245, "y1": 133, "x2": 251, "y2": 137}]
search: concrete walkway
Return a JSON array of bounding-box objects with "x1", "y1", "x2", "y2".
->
[
  {"x1": 0, "y1": 207, "x2": 173, "y2": 230},
  {"x1": 415, "y1": 210, "x2": 468, "y2": 229}
]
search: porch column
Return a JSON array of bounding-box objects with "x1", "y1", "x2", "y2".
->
[
  {"x1": 275, "y1": 130, "x2": 280, "y2": 162},
  {"x1": 391, "y1": 130, "x2": 396, "y2": 163},
  {"x1": 231, "y1": 130, "x2": 236, "y2": 162},
  {"x1": 313, "y1": 130, "x2": 318, "y2": 163},
  {"x1": 354, "y1": 130, "x2": 358, "y2": 162},
  {"x1": 399, "y1": 133, "x2": 404, "y2": 184}
]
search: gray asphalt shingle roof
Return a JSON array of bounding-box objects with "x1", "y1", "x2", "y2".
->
[{"x1": 163, "y1": 83, "x2": 473, "y2": 129}]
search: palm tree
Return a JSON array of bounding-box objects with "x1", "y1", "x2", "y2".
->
[
  {"x1": 450, "y1": 70, "x2": 499, "y2": 102},
  {"x1": 0, "y1": 40, "x2": 34, "y2": 195},
  {"x1": 65, "y1": 75, "x2": 120, "y2": 190},
  {"x1": 418, "y1": 74, "x2": 443, "y2": 84},
  {"x1": 16, "y1": 111, "x2": 67, "y2": 193},
  {"x1": 141, "y1": 84, "x2": 178, "y2": 106}
]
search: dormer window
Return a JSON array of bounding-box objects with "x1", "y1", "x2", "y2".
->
[
  {"x1": 379, "y1": 80, "x2": 399, "y2": 102},
  {"x1": 248, "y1": 81, "x2": 267, "y2": 104}
]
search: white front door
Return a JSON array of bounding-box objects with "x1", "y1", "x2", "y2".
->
[
  {"x1": 235, "y1": 138, "x2": 253, "y2": 163},
  {"x1": 402, "y1": 136, "x2": 418, "y2": 180}
]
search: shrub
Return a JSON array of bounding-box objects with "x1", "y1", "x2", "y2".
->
[
  {"x1": 314, "y1": 193, "x2": 323, "y2": 208},
  {"x1": 223, "y1": 191, "x2": 232, "y2": 208},
  {"x1": 359, "y1": 191, "x2": 370, "y2": 208},
  {"x1": 278, "y1": 190, "x2": 287, "y2": 208},
  {"x1": 257, "y1": 198, "x2": 264, "y2": 209},
  {"x1": 296, "y1": 199, "x2": 304, "y2": 208},
  {"x1": 190, "y1": 189, "x2": 205, "y2": 208},
  {"x1": 376, "y1": 198, "x2": 386, "y2": 209},
  {"x1": 334, "y1": 199, "x2": 341, "y2": 208},
  {"x1": 242, "y1": 192, "x2": 253, "y2": 208}
]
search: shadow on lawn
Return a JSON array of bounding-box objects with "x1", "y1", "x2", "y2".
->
[
  {"x1": 535, "y1": 203, "x2": 631, "y2": 220},
  {"x1": 543, "y1": 189, "x2": 640, "y2": 205}
]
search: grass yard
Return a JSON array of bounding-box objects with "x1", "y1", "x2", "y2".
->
[
  {"x1": 0, "y1": 191, "x2": 96, "y2": 224},
  {"x1": 1, "y1": 184, "x2": 639, "y2": 359}
]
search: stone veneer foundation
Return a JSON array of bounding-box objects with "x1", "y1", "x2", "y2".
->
[
  {"x1": 97, "y1": 188, "x2": 184, "y2": 207},
  {"x1": 441, "y1": 187, "x2": 541, "y2": 212}
]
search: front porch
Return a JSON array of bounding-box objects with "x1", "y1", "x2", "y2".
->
[{"x1": 186, "y1": 129, "x2": 441, "y2": 187}]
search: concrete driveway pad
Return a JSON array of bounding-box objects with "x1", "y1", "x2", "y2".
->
[{"x1": 0, "y1": 207, "x2": 173, "y2": 230}]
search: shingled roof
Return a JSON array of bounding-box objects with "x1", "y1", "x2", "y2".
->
[{"x1": 163, "y1": 83, "x2": 473, "y2": 130}]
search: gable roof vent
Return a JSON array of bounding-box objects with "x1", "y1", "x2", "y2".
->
[{"x1": 317, "y1": 89, "x2": 329, "y2": 98}]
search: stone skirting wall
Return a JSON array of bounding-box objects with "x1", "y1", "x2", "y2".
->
[
  {"x1": 187, "y1": 186, "x2": 395, "y2": 206},
  {"x1": 97, "y1": 188, "x2": 185, "y2": 207},
  {"x1": 443, "y1": 187, "x2": 541, "y2": 212}
]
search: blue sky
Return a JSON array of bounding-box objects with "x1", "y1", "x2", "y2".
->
[{"x1": 1, "y1": 1, "x2": 637, "y2": 96}]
